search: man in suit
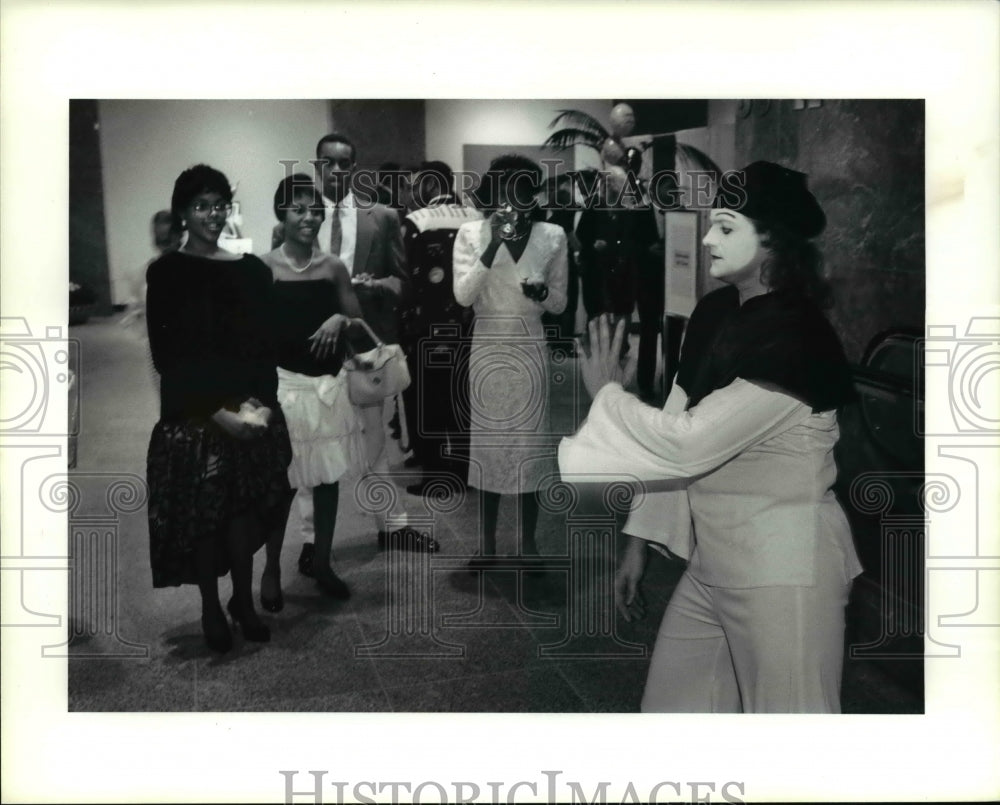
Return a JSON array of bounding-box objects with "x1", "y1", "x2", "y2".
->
[{"x1": 297, "y1": 134, "x2": 439, "y2": 580}]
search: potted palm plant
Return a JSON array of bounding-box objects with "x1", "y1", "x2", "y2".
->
[{"x1": 543, "y1": 103, "x2": 722, "y2": 198}]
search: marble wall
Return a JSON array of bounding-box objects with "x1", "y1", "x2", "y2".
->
[
  {"x1": 734, "y1": 99, "x2": 925, "y2": 363},
  {"x1": 735, "y1": 102, "x2": 926, "y2": 678}
]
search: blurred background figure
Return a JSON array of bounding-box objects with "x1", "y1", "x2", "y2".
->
[
  {"x1": 399, "y1": 161, "x2": 483, "y2": 497},
  {"x1": 575, "y1": 166, "x2": 662, "y2": 402},
  {"x1": 120, "y1": 209, "x2": 182, "y2": 394},
  {"x1": 540, "y1": 173, "x2": 582, "y2": 345}
]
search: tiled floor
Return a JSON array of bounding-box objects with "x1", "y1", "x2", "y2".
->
[{"x1": 66, "y1": 315, "x2": 922, "y2": 713}]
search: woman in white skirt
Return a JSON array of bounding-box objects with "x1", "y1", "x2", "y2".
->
[{"x1": 261, "y1": 174, "x2": 365, "y2": 607}]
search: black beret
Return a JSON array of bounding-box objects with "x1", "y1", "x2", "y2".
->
[{"x1": 714, "y1": 161, "x2": 826, "y2": 239}]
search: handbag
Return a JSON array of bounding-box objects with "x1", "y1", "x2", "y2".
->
[{"x1": 342, "y1": 317, "x2": 411, "y2": 405}]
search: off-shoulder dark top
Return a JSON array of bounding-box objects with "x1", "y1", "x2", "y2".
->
[
  {"x1": 146, "y1": 251, "x2": 278, "y2": 421},
  {"x1": 677, "y1": 285, "x2": 856, "y2": 413},
  {"x1": 272, "y1": 279, "x2": 347, "y2": 378}
]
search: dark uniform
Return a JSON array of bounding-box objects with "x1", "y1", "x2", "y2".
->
[
  {"x1": 400, "y1": 195, "x2": 483, "y2": 490},
  {"x1": 576, "y1": 192, "x2": 662, "y2": 399}
]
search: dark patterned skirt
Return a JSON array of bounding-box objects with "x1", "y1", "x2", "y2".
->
[{"x1": 146, "y1": 410, "x2": 293, "y2": 588}]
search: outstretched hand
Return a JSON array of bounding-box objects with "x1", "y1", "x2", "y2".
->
[{"x1": 577, "y1": 314, "x2": 636, "y2": 399}]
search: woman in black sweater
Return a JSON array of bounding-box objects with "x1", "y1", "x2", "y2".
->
[{"x1": 146, "y1": 164, "x2": 294, "y2": 653}]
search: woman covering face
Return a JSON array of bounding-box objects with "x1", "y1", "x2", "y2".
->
[
  {"x1": 560, "y1": 161, "x2": 860, "y2": 713},
  {"x1": 454, "y1": 154, "x2": 569, "y2": 566}
]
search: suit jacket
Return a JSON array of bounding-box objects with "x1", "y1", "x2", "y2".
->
[{"x1": 350, "y1": 202, "x2": 408, "y2": 343}]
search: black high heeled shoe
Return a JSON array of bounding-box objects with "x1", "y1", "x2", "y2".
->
[
  {"x1": 260, "y1": 589, "x2": 284, "y2": 613},
  {"x1": 260, "y1": 573, "x2": 284, "y2": 613},
  {"x1": 201, "y1": 608, "x2": 233, "y2": 653},
  {"x1": 226, "y1": 598, "x2": 271, "y2": 643},
  {"x1": 313, "y1": 568, "x2": 351, "y2": 600}
]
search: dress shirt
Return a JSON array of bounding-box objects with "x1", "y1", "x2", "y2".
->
[{"x1": 318, "y1": 190, "x2": 358, "y2": 274}]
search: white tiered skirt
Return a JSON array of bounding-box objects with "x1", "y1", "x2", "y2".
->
[{"x1": 276, "y1": 367, "x2": 364, "y2": 489}]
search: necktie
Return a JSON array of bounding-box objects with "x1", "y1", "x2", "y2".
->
[{"x1": 329, "y1": 202, "x2": 342, "y2": 256}]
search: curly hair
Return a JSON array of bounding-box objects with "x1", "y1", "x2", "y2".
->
[
  {"x1": 475, "y1": 153, "x2": 543, "y2": 213},
  {"x1": 273, "y1": 173, "x2": 323, "y2": 222},
  {"x1": 170, "y1": 164, "x2": 232, "y2": 230},
  {"x1": 754, "y1": 220, "x2": 833, "y2": 309}
]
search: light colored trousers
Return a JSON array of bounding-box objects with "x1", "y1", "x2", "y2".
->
[
  {"x1": 641, "y1": 547, "x2": 852, "y2": 713},
  {"x1": 297, "y1": 399, "x2": 405, "y2": 537}
]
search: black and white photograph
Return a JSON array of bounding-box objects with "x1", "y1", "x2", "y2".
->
[{"x1": 2, "y1": 2, "x2": 998, "y2": 804}]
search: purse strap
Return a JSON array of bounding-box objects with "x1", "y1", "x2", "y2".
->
[{"x1": 344, "y1": 317, "x2": 384, "y2": 358}]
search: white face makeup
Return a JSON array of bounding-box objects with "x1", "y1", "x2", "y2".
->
[{"x1": 702, "y1": 208, "x2": 766, "y2": 285}]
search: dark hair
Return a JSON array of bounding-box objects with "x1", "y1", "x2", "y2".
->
[
  {"x1": 474, "y1": 153, "x2": 543, "y2": 211},
  {"x1": 315, "y1": 132, "x2": 356, "y2": 162},
  {"x1": 754, "y1": 220, "x2": 833, "y2": 309},
  {"x1": 273, "y1": 173, "x2": 323, "y2": 222},
  {"x1": 488, "y1": 153, "x2": 542, "y2": 186},
  {"x1": 170, "y1": 164, "x2": 232, "y2": 230},
  {"x1": 418, "y1": 160, "x2": 453, "y2": 186},
  {"x1": 413, "y1": 160, "x2": 454, "y2": 201}
]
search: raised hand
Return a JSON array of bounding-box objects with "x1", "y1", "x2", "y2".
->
[{"x1": 577, "y1": 314, "x2": 636, "y2": 399}]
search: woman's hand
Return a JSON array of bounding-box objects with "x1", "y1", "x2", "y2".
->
[
  {"x1": 488, "y1": 209, "x2": 511, "y2": 245},
  {"x1": 521, "y1": 281, "x2": 549, "y2": 303},
  {"x1": 308, "y1": 313, "x2": 350, "y2": 359},
  {"x1": 477, "y1": 215, "x2": 506, "y2": 269},
  {"x1": 578, "y1": 314, "x2": 636, "y2": 399},
  {"x1": 212, "y1": 407, "x2": 267, "y2": 440},
  {"x1": 614, "y1": 535, "x2": 648, "y2": 622},
  {"x1": 240, "y1": 400, "x2": 272, "y2": 427}
]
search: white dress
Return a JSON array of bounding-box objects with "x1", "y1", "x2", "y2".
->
[{"x1": 453, "y1": 219, "x2": 569, "y2": 494}]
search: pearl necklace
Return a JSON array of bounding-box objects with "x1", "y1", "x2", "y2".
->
[{"x1": 281, "y1": 244, "x2": 314, "y2": 273}]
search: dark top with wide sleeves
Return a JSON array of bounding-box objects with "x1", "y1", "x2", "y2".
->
[
  {"x1": 679, "y1": 286, "x2": 855, "y2": 414},
  {"x1": 146, "y1": 251, "x2": 279, "y2": 422}
]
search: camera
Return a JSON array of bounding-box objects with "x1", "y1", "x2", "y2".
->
[{"x1": 520, "y1": 281, "x2": 549, "y2": 303}]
